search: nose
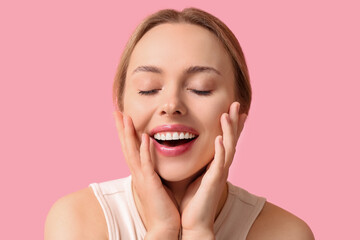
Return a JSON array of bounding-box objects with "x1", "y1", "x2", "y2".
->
[{"x1": 159, "y1": 88, "x2": 187, "y2": 116}]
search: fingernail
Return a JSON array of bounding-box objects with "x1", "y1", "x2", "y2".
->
[
  {"x1": 236, "y1": 102, "x2": 240, "y2": 113},
  {"x1": 219, "y1": 136, "x2": 223, "y2": 145}
]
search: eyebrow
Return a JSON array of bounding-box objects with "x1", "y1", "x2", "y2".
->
[
  {"x1": 132, "y1": 65, "x2": 221, "y2": 76},
  {"x1": 132, "y1": 65, "x2": 162, "y2": 74}
]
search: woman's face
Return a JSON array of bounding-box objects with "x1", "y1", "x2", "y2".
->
[{"x1": 123, "y1": 23, "x2": 236, "y2": 182}]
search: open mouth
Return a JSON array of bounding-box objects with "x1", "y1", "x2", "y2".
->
[
  {"x1": 155, "y1": 138, "x2": 195, "y2": 147},
  {"x1": 153, "y1": 132, "x2": 198, "y2": 147}
]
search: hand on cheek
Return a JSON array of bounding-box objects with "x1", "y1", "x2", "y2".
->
[
  {"x1": 180, "y1": 101, "x2": 247, "y2": 239},
  {"x1": 113, "y1": 111, "x2": 180, "y2": 239},
  {"x1": 112, "y1": 101, "x2": 247, "y2": 239}
]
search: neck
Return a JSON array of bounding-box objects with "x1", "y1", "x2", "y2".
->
[
  {"x1": 132, "y1": 170, "x2": 229, "y2": 227},
  {"x1": 162, "y1": 177, "x2": 194, "y2": 206},
  {"x1": 161, "y1": 166, "x2": 207, "y2": 206},
  {"x1": 161, "y1": 169, "x2": 229, "y2": 220}
]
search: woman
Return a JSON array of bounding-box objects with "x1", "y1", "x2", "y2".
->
[{"x1": 45, "y1": 8, "x2": 314, "y2": 240}]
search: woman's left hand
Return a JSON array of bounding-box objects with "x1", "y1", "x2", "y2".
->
[{"x1": 180, "y1": 102, "x2": 247, "y2": 240}]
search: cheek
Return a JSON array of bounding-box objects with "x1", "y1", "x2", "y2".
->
[
  {"x1": 195, "y1": 96, "x2": 233, "y2": 136},
  {"x1": 195, "y1": 97, "x2": 230, "y2": 120},
  {"x1": 123, "y1": 94, "x2": 155, "y2": 137}
]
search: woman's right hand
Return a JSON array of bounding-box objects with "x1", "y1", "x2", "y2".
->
[{"x1": 114, "y1": 111, "x2": 180, "y2": 240}]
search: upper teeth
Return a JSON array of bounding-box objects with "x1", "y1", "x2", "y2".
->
[{"x1": 153, "y1": 132, "x2": 196, "y2": 141}]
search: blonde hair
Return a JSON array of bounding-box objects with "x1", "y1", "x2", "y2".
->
[{"x1": 113, "y1": 8, "x2": 252, "y2": 114}]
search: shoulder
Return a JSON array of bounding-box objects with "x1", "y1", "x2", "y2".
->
[
  {"x1": 247, "y1": 201, "x2": 314, "y2": 240},
  {"x1": 44, "y1": 187, "x2": 108, "y2": 240}
]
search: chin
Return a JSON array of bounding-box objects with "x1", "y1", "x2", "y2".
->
[
  {"x1": 154, "y1": 157, "x2": 208, "y2": 183},
  {"x1": 158, "y1": 171, "x2": 189, "y2": 182}
]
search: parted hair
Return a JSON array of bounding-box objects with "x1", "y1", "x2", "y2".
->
[{"x1": 113, "y1": 8, "x2": 252, "y2": 114}]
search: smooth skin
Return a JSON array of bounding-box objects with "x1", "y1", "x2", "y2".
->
[
  {"x1": 122, "y1": 23, "x2": 238, "y2": 187},
  {"x1": 45, "y1": 23, "x2": 314, "y2": 240},
  {"x1": 114, "y1": 101, "x2": 244, "y2": 239},
  {"x1": 45, "y1": 110, "x2": 314, "y2": 239}
]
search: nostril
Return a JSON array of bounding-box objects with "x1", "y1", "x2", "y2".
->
[
  {"x1": 160, "y1": 110, "x2": 182, "y2": 115},
  {"x1": 160, "y1": 101, "x2": 186, "y2": 116}
]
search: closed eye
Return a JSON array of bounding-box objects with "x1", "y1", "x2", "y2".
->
[
  {"x1": 138, "y1": 89, "x2": 212, "y2": 96},
  {"x1": 190, "y1": 89, "x2": 213, "y2": 96},
  {"x1": 138, "y1": 89, "x2": 160, "y2": 95}
]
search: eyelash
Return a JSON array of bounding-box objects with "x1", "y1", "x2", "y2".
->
[
  {"x1": 190, "y1": 89, "x2": 212, "y2": 96},
  {"x1": 138, "y1": 89, "x2": 212, "y2": 96},
  {"x1": 138, "y1": 89, "x2": 159, "y2": 95}
]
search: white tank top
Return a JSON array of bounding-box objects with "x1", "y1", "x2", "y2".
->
[{"x1": 90, "y1": 176, "x2": 266, "y2": 240}]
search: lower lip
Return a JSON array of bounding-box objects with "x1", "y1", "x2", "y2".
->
[{"x1": 152, "y1": 138, "x2": 196, "y2": 157}]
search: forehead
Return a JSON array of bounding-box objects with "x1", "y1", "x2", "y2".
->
[{"x1": 127, "y1": 23, "x2": 233, "y2": 75}]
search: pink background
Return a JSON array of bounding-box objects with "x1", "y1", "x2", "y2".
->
[{"x1": 1, "y1": 0, "x2": 359, "y2": 239}]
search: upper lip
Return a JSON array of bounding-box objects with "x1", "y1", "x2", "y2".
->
[{"x1": 149, "y1": 124, "x2": 199, "y2": 137}]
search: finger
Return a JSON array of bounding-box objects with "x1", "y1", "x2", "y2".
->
[
  {"x1": 221, "y1": 113, "x2": 236, "y2": 169},
  {"x1": 211, "y1": 135, "x2": 226, "y2": 174},
  {"x1": 114, "y1": 111, "x2": 138, "y2": 176},
  {"x1": 190, "y1": 136, "x2": 226, "y2": 206},
  {"x1": 122, "y1": 113, "x2": 141, "y2": 173},
  {"x1": 140, "y1": 134, "x2": 157, "y2": 177},
  {"x1": 229, "y1": 102, "x2": 240, "y2": 137},
  {"x1": 113, "y1": 111, "x2": 132, "y2": 166},
  {"x1": 202, "y1": 136, "x2": 226, "y2": 190}
]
